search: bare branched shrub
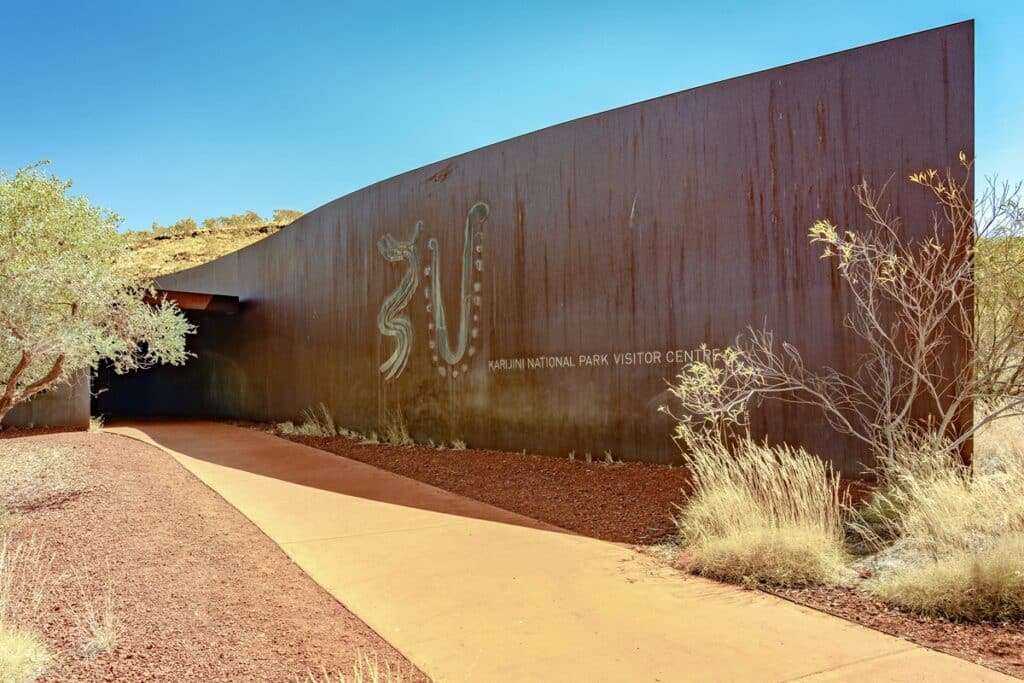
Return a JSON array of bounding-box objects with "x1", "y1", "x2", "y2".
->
[
  {"x1": 668, "y1": 162, "x2": 1024, "y2": 615},
  {"x1": 671, "y1": 161, "x2": 1024, "y2": 472}
]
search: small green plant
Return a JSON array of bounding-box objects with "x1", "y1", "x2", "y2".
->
[
  {"x1": 88, "y1": 416, "x2": 104, "y2": 433},
  {"x1": 584, "y1": 452, "x2": 592, "y2": 464},
  {"x1": 567, "y1": 451, "x2": 575, "y2": 462},
  {"x1": 450, "y1": 439, "x2": 467, "y2": 450}
]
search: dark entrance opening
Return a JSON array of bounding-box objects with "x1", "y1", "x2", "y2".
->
[{"x1": 92, "y1": 290, "x2": 240, "y2": 420}]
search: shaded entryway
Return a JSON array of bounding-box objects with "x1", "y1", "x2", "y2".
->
[{"x1": 93, "y1": 290, "x2": 241, "y2": 420}]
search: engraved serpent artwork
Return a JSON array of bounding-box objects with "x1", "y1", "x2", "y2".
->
[
  {"x1": 377, "y1": 202, "x2": 489, "y2": 381},
  {"x1": 376, "y1": 221, "x2": 422, "y2": 381},
  {"x1": 425, "y1": 202, "x2": 489, "y2": 378}
]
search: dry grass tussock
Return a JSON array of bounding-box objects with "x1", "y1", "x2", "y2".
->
[
  {"x1": 870, "y1": 535, "x2": 1024, "y2": 621},
  {"x1": 0, "y1": 438, "x2": 118, "y2": 677},
  {"x1": 72, "y1": 569, "x2": 120, "y2": 657},
  {"x1": 297, "y1": 649, "x2": 416, "y2": 683},
  {"x1": 278, "y1": 403, "x2": 351, "y2": 438},
  {"x1": 0, "y1": 625, "x2": 50, "y2": 683},
  {"x1": 0, "y1": 536, "x2": 54, "y2": 683},
  {"x1": 857, "y1": 417, "x2": 1024, "y2": 620},
  {"x1": 676, "y1": 434, "x2": 847, "y2": 587},
  {"x1": 278, "y1": 404, "x2": 431, "y2": 448},
  {"x1": 379, "y1": 410, "x2": 413, "y2": 447}
]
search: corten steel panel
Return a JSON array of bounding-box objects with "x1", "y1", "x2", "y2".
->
[
  {"x1": 6, "y1": 371, "x2": 90, "y2": 429},
  {"x1": 105, "y1": 23, "x2": 974, "y2": 474}
]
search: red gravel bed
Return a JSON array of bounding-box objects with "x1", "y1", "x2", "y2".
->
[
  {"x1": 278, "y1": 432, "x2": 691, "y2": 544},
  {"x1": 4, "y1": 431, "x2": 423, "y2": 682},
  {"x1": 0, "y1": 425, "x2": 83, "y2": 439}
]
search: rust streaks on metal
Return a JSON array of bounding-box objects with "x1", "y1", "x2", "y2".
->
[{"x1": 101, "y1": 23, "x2": 974, "y2": 474}]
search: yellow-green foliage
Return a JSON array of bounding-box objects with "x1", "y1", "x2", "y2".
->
[
  {"x1": 676, "y1": 434, "x2": 846, "y2": 587},
  {"x1": 0, "y1": 164, "x2": 193, "y2": 424},
  {"x1": 0, "y1": 625, "x2": 50, "y2": 683}
]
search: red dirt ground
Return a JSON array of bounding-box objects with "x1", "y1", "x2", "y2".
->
[
  {"x1": 277, "y1": 432, "x2": 691, "y2": 544},
  {"x1": 2, "y1": 431, "x2": 424, "y2": 682}
]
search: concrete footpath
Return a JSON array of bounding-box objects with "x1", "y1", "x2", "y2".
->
[{"x1": 107, "y1": 421, "x2": 1011, "y2": 682}]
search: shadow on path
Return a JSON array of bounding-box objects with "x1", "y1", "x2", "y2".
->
[{"x1": 107, "y1": 419, "x2": 565, "y2": 535}]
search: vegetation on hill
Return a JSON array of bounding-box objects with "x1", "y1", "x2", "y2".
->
[{"x1": 119, "y1": 208, "x2": 304, "y2": 283}]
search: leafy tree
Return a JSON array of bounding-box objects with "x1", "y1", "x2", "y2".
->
[{"x1": 0, "y1": 163, "x2": 194, "y2": 425}]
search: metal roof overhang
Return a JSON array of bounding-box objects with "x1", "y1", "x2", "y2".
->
[{"x1": 146, "y1": 289, "x2": 240, "y2": 315}]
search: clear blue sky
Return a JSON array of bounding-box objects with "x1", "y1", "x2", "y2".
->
[{"x1": 1, "y1": 1, "x2": 1018, "y2": 231}]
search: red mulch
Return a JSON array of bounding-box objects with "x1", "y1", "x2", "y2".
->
[
  {"x1": 271, "y1": 426, "x2": 1022, "y2": 679},
  {"x1": 4, "y1": 432, "x2": 424, "y2": 682},
  {"x1": 278, "y1": 432, "x2": 691, "y2": 545},
  {"x1": 0, "y1": 426, "x2": 83, "y2": 439}
]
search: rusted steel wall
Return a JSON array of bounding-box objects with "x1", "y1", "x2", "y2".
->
[
  {"x1": 6, "y1": 371, "x2": 90, "y2": 429},
  {"x1": 104, "y1": 23, "x2": 973, "y2": 474}
]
